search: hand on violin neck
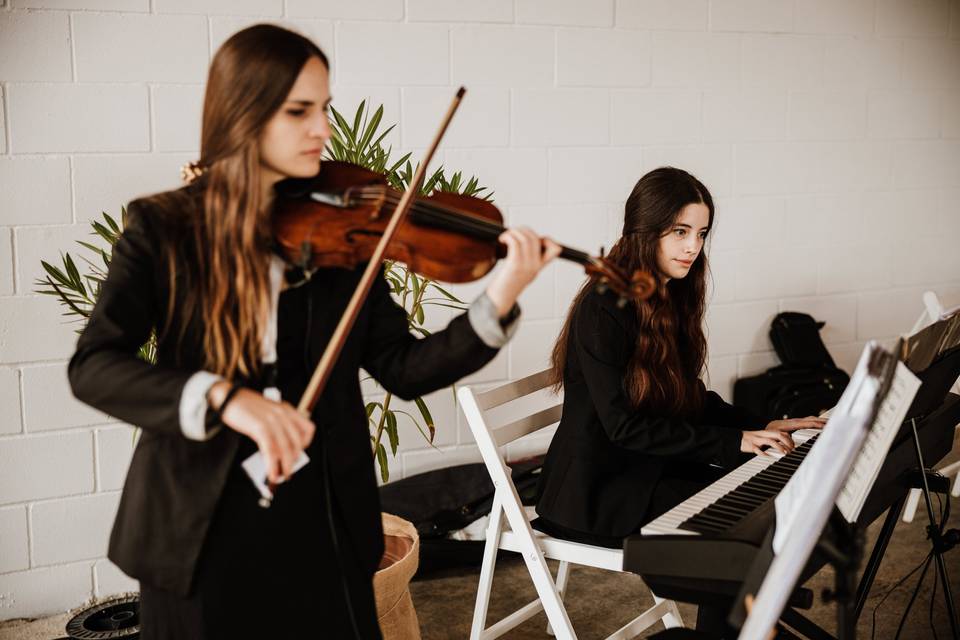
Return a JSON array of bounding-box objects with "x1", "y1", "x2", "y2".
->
[{"x1": 485, "y1": 227, "x2": 562, "y2": 317}]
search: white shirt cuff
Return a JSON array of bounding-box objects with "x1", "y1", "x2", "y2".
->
[
  {"x1": 468, "y1": 293, "x2": 521, "y2": 349},
  {"x1": 179, "y1": 371, "x2": 224, "y2": 441}
]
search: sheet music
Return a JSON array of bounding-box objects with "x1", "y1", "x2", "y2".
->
[
  {"x1": 771, "y1": 345, "x2": 877, "y2": 553},
  {"x1": 836, "y1": 361, "x2": 920, "y2": 522}
]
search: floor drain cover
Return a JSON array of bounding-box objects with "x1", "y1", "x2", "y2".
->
[{"x1": 65, "y1": 594, "x2": 139, "y2": 639}]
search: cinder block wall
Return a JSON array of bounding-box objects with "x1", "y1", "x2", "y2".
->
[{"x1": 1, "y1": 0, "x2": 959, "y2": 620}]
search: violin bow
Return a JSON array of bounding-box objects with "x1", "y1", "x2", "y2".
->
[{"x1": 296, "y1": 87, "x2": 467, "y2": 417}]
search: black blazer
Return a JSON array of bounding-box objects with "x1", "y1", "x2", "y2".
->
[
  {"x1": 535, "y1": 288, "x2": 764, "y2": 539},
  {"x1": 68, "y1": 182, "x2": 501, "y2": 596}
]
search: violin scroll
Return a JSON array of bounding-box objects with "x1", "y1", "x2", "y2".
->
[{"x1": 584, "y1": 257, "x2": 657, "y2": 305}]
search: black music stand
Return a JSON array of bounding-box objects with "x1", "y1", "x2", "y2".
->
[
  {"x1": 897, "y1": 347, "x2": 960, "y2": 638},
  {"x1": 761, "y1": 348, "x2": 960, "y2": 640}
]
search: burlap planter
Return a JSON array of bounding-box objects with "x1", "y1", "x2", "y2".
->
[{"x1": 374, "y1": 513, "x2": 421, "y2": 640}]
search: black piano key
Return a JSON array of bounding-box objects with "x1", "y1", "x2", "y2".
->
[
  {"x1": 685, "y1": 513, "x2": 736, "y2": 530},
  {"x1": 678, "y1": 519, "x2": 726, "y2": 534},
  {"x1": 701, "y1": 503, "x2": 748, "y2": 520},
  {"x1": 714, "y1": 496, "x2": 757, "y2": 514},
  {"x1": 676, "y1": 433, "x2": 825, "y2": 535}
]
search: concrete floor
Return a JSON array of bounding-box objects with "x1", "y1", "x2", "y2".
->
[{"x1": 3, "y1": 455, "x2": 958, "y2": 639}]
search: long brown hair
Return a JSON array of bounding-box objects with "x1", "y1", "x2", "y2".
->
[
  {"x1": 550, "y1": 167, "x2": 714, "y2": 418},
  {"x1": 154, "y1": 25, "x2": 327, "y2": 379}
]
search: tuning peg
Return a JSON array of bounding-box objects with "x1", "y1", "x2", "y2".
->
[
  {"x1": 595, "y1": 280, "x2": 609, "y2": 294},
  {"x1": 617, "y1": 296, "x2": 628, "y2": 309}
]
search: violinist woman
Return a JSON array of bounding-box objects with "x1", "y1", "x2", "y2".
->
[
  {"x1": 534, "y1": 167, "x2": 823, "y2": 629},
  {"x1": 68, "y1": 24, "x2": 559, "y2": 639}
]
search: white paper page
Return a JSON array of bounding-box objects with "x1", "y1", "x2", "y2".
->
[
  {"x1": 836, "y1": 362, "x2": 920, "y2": 522},
  {"x1": 771, "y1": 344, "x2": 877, "y2": 553}
]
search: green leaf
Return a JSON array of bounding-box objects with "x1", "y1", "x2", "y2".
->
[
  {"x1": 376, "y1": 443, "x2": 389, "y2": 483},
  {"x1": 365, "y1": 401, "x2": 382, "y2": 418},
  {"x1": 414, "y1": 397, "x2": 435, "y2": 443},
  {"x1": 104, "y1": 212, "x2": 121, "y2": 235},
  {"x1": 385, "y1": 410, "x2": 399, "y2": 455},
  {"x1": 426, "y1": 281, "x2": 466, "y2": 303}
]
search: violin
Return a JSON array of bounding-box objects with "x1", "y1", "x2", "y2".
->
[{"x1": 272, "y1": 160, "x2": 655, "y2": 303}]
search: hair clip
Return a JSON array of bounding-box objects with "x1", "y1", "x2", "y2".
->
[{"x1": 180, "y1": 161, "x2": 206, "y2": 184}]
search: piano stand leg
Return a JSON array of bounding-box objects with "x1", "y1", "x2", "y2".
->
[{"x1": 818, "y1": 513, "x2": 863, "y2": 640}]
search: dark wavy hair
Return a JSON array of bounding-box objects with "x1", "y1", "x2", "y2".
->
[{"x1": 550, "y1": 167, "x2": 714, "y2": 418}]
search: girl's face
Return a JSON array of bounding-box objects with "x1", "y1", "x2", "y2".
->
[
  {"x1": 259, "y1": 56, "x2": 331, "y2": 184},
  {"x1": 655, "y1": 202, "x2": 710, "y2": 280}
]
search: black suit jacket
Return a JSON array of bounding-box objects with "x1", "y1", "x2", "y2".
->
[
  {"x1": 535, "y1": 288, "x2": 764, "y2": 539},
  {"x1": 68, "y1": 182, "x2": 501, "y2": 596}
]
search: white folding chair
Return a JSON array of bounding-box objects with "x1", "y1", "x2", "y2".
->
[
  {"x1": 902, "y1": 291, "x2": 960, "y2": 523},
  {"x1": 459, "y1": 369, "x2": 684, "y2": 640}
]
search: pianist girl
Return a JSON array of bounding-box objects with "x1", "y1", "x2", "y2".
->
[
  {"x1": 535, "y1": 166, "x2": 824, "y2": 548},
  {"x1": 68, "y1": 24, "x2": 559, "y2": 640}
]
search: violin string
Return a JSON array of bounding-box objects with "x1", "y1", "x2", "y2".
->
[
  {"x1": 354, "y1": 188, "x2": 505, "y2": 238},
  {"x1": 346, "y1": 188, "x2": 647, "y2": 293},
  {"x1": 350, "y1": 187, "x2": 594, "y2": 265}
]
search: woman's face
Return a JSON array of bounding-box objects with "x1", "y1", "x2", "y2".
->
[
  {"x1": 259, "y1": 56, "x2": 331, "y2": 184},
  {"x1": 655, "y1": 202, "x2": 710, "y2": 280}
]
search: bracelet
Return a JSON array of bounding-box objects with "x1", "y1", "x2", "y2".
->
[{"x1": 214, "y1": 383, "x2": 243, "y2": 419}]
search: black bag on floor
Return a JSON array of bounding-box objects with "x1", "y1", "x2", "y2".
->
[
  {"x1": 379, "y1": 457, "x2": 543, "y2": 576},
  {"x1": 734, "y1": 312, "x2": 849, "y2": 421}
]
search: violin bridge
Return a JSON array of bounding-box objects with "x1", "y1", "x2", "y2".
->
[{"x1": 309, "y1": 191, "x2": 346, "y2": 207}]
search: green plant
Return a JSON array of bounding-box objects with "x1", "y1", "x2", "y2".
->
[{"x1": 37, "y1": 100, "x2": 494, "y2": 483}]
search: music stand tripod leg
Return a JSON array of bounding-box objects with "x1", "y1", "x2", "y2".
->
[
  {"x1": 853, "y1": 494, "x2": 907, "y2": 621},
  {"x1": 909, "y1": 417, "x2": 960, "y2": 640}
]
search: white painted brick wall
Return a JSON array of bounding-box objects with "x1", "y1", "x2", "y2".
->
[
  {"x1": 94, "y1": 426, "x2": 135, "y2": 492},
  {"x1": 0, "y1": 563, "x2": 93, "y2": 620},
  {"x1": 512, "y1": 88, "x2": 607, "y2": 147},
  {"x1": 794, "y1": 0, "x2": 876, "y2": 35},
  {"x1": 2, "y1": 0, "x2": 959, "y2": 622},
  {"x1": 452, "y1": 25, "x2": 554, "y2": 87},
  {"x1": 0, "y1": 431, "x2": 94, "y2": 505},
  {"x1": 0, "y1": 11, "x2": 72, "y2": 82},
  {"x1": 338, "y1": 22, "x2": 447, "y2": 86},
  {"x1": 31, "y1": 493, "x2": 120, "y2": 566},
  {"x1": 7, "y1": 84, "x2": 150, "y2": 153},
  {"x1": 73, "y1": 154, "x2": 192, "y2": 222},
  {"x1": 0, "y1": 367, "x2": 21, "y2": 434},
  {"x1": 403, "y1": 87, "x2": 509, "y2": 148},
  {"x1": 616, "y1": 0, "x2": 708, "y2": 31},
  {"x1": 516, "y1": 0, "x2": 613, "y2": 27},
  {"x1": 93, "y1": 559, "x2": 137, "y2": 597},
  {"x1": 0, "y1": 230, "x2": 12, "y2": 297},
  {"x1": 0, "y1": 158, "x2": 72, "y2": 226},
  {"x1": 73, "y1": 13, "x2": 209, "y2": 83},
  {"x1": 21, "y1": 363, "x2": 110, "y2": 432},
  {"x1": 876, "y1": 0, "x2": 952, "y2": 37},
  {"x1": 0, "y1": 507, "x2": 29, "y2": 573},
  {"x1": 710, "y1": 0, "x2": 794, "y2": 33},
  {"x1": 611, "y1": 90, "x2": 702, "y2": 144},
  {"x1": 152, "y1": 85, "x2": 204, "y2": 152},
  {"x1": 407, "y1": 0, "x2": 512, "y2": 23},
  {"x1": 557, "y1": 28, "x2": 651, "y2": 87}
]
